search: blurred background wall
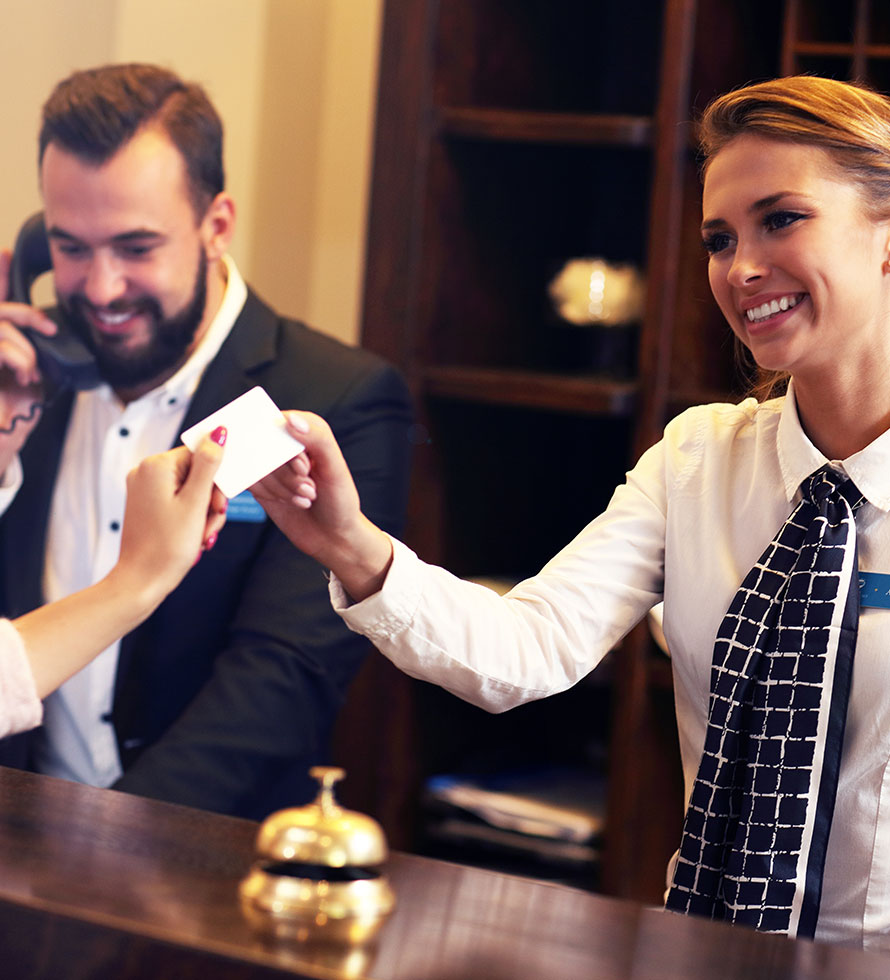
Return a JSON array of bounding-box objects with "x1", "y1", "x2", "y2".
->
[{"x1": 0, "y1": 0, "x2": 383, "y2": 346}]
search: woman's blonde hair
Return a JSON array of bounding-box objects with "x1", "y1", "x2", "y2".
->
[{"x1": 699, "y1": 76, "x2": 890, "y2": 399}]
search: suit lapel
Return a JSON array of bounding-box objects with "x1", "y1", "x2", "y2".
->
[
  {"x1": 116, "y1": 289, "x2": 281, "y2": 701},
  {"x1": 178, "y1": 290, "x2": 280, "y2": 435}
]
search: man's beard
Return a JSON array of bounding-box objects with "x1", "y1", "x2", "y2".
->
[{"x1": 58, "y1": 251, "x2": 208, "y2": 391}]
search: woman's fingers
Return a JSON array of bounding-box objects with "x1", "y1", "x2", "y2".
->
[{"x1": 177, "y1": 427, "x2": 226, "y2": 504}]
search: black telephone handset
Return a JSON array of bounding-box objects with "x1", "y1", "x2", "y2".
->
[{"x1": 8, "y1": 212, "x2": 101, "y2": 392}]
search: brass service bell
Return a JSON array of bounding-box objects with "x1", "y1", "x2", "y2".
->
[{"x1": 239, "y1": 766, "x2": 395, "y2": 945}]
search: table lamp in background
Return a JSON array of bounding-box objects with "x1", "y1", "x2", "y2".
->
[{"x1": 546, "y1": 257, "x2": 646, "y2": 377}]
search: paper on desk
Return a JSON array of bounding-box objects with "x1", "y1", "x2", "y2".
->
[
  {"x1": 427, "y1": 776, "x2": 602, "y2": 843},
  {"x1": 430, "y1": 818, "x2": 600, "y2": 865},
  {"x1": 180, "y1": 386, "x2": 304, "y2": 498}
]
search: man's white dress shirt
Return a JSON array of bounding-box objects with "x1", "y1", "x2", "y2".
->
[
  {"x1": 331, "y1": 386, "x2": 890, "y2": 950},
  {"x1": 33, "y1": 256, "x2": 247, "y2": 788}
]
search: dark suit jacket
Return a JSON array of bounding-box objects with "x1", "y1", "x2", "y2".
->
[{"x1": 0, "y1": 289, "x2": 413, "y2": 819}]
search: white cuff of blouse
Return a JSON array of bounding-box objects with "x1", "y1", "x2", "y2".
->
[
  {"x1": 0, "y1": 454, "x2": 23, "y2": 518},
  {"x1": 328, "y1": 535, "x2": 422, "y2": 642},
  {"x1": 0, "y1": 619, "x2": 42, "y2": 738}
]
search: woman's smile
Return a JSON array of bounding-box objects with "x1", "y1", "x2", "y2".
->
[{"x1": 744, "y1": 292, "x2": 805, "y2": 324}]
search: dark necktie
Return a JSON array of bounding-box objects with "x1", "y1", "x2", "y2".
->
[{"x1": 665, "y1": 464, "x2": 865, "y2": 937}]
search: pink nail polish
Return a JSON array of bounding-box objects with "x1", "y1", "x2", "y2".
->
[
  {"x1": 205, "y1": 533, "x2": 218, "y2": 551},
  {"x1": 211, "y1": 425, "x2": 227, "y2": 446}
]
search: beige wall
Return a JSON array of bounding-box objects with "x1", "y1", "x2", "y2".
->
[{"x1": 0, "y1": 0, "x2": 383, "y2": 345}]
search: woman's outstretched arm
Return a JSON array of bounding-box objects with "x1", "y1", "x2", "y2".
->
[{"x1": 13, "y1": 430, "x2": 228, "y2": 698}]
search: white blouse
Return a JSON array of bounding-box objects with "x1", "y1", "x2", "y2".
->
[{"x1": 332, "y1": 387, "x2": 890, "y2": 950}]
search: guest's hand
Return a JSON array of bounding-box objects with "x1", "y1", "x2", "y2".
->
[
  {"x1": 114, "y1": 428, "x2": 229, "y2": 606},
  {"x1": 251, "y1": 412, "x2": 393, "y2": 601}
]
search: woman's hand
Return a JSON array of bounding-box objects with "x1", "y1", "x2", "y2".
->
[
  {"x1": 250, "y1": 413, "x2": 362, "y2": 557},
  {"x1": 14, "y1": 429, "x2": 228, "y2": 699},
  {"x1": 0, "y1": 249, "x2": 58, "y2": 476},
  {"x1": 251, "y1": 412, "x2": 393, "y2": 601},
  {"x1": 113, "y1": 428, "x2": 229, "y2": 607}
]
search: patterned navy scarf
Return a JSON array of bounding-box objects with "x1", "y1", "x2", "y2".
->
[{"x1": 666, "y1": 465, "x2": 864, "y2": 937}]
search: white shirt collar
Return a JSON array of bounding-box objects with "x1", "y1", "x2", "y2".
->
[{"x1": 777, "y1": 380, "x2": 890, "y2": 511}]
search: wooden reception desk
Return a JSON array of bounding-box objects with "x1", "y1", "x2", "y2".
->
[{"x1": 0, "y1": 765, "x2": 887, "y2": 979}]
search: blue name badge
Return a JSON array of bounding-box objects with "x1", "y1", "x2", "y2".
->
[
  {"x1": 859, "y1": 572, "x2": 890, "y2": 609},
  {"x1": 227, "y1": 489, "x2": 266, "y2": 523}
]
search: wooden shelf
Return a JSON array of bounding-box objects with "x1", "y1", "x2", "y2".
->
[
  {"x1": 791, "y1": 41, "x2": 890, "y2": 57},
  {"x1": 435, "y1": 107, "x2": 654, "y2": 147},
  {"x1": 423, "y1": 365, "x2": 638, "y2": 416}
]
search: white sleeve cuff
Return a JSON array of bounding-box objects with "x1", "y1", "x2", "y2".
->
[
  {"x1": 329, "y1": 536, "x2": 423, "y2": 641},
  {"x1": 0, "y1": 619, "x2": 42, "y2": 738},
  {"x1": 0, "y1": 455, "x2": 23, "y2": 516}
]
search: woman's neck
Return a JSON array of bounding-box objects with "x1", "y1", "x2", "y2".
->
[{"x1": 794, "y1": 373, "x2": 890, "y2": 460}]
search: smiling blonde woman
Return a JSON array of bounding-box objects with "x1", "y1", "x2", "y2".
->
[{"x1": 252, "y1": 76, "x2": 890, "y2": 951}]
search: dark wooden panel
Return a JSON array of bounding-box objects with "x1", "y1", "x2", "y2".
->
[{"x1": 434, "y1": 0, "x2": 665, "y2": 114}]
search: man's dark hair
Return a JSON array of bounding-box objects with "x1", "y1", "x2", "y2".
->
[{"x1": 39, "y1": 63, "x2": 224, "y2": 217}]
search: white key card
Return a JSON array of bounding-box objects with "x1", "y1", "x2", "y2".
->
[{"x1": 180, "y1": 386, "x2": 304, "y2": 498}]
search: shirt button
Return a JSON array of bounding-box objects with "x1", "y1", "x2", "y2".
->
[
  {"x1": 119, "y1": 427, "x2": 130, "y2": 437},
  {"x1": 110, "y1": 520, "x2": 121, "y2": 532},
  {"x1": 167, "y1": 397, "x2": 177, "y2": 406}
]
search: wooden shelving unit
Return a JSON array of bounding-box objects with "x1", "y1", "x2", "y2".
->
[
  {"x1": 341, "y1": 0, "x2": 809, "y2": 902},
  {"x1": 782, "y1": 0, "x2": 890, "y2": 83}
]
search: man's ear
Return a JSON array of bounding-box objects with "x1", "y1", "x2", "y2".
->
[{"x1": 201, "y1": 192, "x2": 236, "y2": 260}]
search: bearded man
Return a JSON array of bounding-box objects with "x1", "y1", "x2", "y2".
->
[{"x1": 0, "y1": 63, "x2": 412, "y2": 819}]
